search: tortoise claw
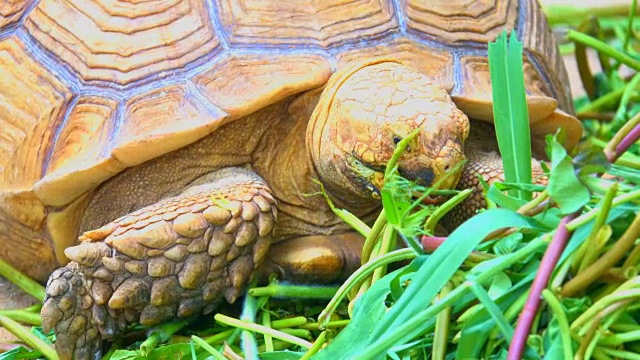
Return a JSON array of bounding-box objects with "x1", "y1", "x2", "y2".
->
[{"x1": 42, "y1": 265, "x2": 113, "y2": 360}]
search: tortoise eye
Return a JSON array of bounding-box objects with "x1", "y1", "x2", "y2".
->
[{"x1": 392, "y1": 136, "x2": 402, "y2": 145}]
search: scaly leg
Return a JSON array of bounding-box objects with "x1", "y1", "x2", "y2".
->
[
  {"x1": 41, "y1": 168, "x2": 276, "y2": 360},
  {"x1": 444, "y1": 150, "x2": 547, "y2": 229}
]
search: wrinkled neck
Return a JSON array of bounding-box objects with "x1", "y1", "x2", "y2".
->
[
  {"x1": 253, "y1": 94, "x2": 379, "y2": 236},
  {"x1": 305, "y1": 108, "x2": 380, "y2": 214}
]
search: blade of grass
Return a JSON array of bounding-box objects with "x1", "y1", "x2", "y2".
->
[
  {"x1": 568, "y1": 30, "x2": 640, "y2": 71},
  {"x1": 432, "y1": 282, "x2": 453, "y2": 360},
  {"x1": 191, "y1": 335, "x2": 227, "y2": 360},
  {"x1": 0, "y1": 315, "x2": 58, "y2": 360},
  {"x1": 0, "y1": 308, "x2": 42, "y2": 326},
  {"x1": 373, "y1": 209, "x2": 537, "y2": 335},
  {"x1": 488, "y1": 30, "x2": 532, "y2": 201},
  {"x1": 540, "y1": 290, "x2": 574, "y2": 360},
  {"x1": 317, "y1": 248, "x2": 417, "y2": 326},
  {"x1": 140, "y1": 320, "x2": 188, "y2": 355},
  {"x1": 623, "y1": 0, "x2": 638, "y2": 51},
  {"x1": 214, "y1": 314, "x2": 312, "y2": 349},
  {"x1": 0, "y1": 258, "x2": 46, "y2": 302},
  {"x1": 468, "y1": 282, "x2": 514, "y2": 342},
  {"x1": 299, "y1": 331, "x2": 327, "y2": 360},
  {"x1": 248, "y1": 283, "x2": 338, "y2": 299}
]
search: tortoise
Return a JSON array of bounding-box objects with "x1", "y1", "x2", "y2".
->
[{"x1": 0, "y1": 0, "x2": 582, "y2": 358}]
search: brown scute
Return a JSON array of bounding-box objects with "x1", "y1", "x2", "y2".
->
[
  {"x1": 139, "y1": 304, "x2": 176, "y2": 326},
  {"x1": 108, "y1": 278, "x2": 151, "y2": 309},
  {"x1": 124, "y1": 260, "x2": 147, "y2": 276},
  {"x1": 90, "y1": 281, "x2": 112, "y2": 306},
  {"x1": 149, "y1": 277, "x2": 182, "y2": 307},
  {"x1": 229, "y1": 255, "x2": 254, "y2": 289},
  {"x1": 82, "y1": 223, "x2": 117, "y2": 241},
  {"x1": 257, "y1": 211, "x2": 275, "y2": 237},
  {"x1": 147, "y1": 257, "x2": 176, "y2": 278},
  {"x1": 173, "y1": 213, "x2": 209, "y2": 238},
  {"x1": 203, "y1": 206, "x2": 232, "y2": 225},
  {"x1": 520, "y1": 0, "x2": 574, "y2": 114},
  {"x1": 223, "y1": 216, "x2": 244, "y2": 234},
  {"x1": 25, "y1": 0, "x2": 219, "y2": 84},
  {"x1": 0, "y1": 0, "x2": 33, "y2": 29},
  {"x1": 64, "y1": 242, "x2": 111, "y2": 267},
  {"x1": 193, "y1": 54, "x2": 332, "y2": 117},
  {"x1": 336, "y1": 38, "x2": 455, "y2": 93},
  {"x1": 235, "y1": 222, "x2": 259, "y2": 247},
  {"x1": 177, "y1": 253, "x2": 210, "y2": 289},
  {"x1": 216, "y1": 0, "x2": 396, "y2": 47},
  {"x1": 0, "y1": 38, "x2": 72, "y2": 195},
  {"x1": 223, "y1": 200, "x2": 243, "y2": 218},
  {"x1": 186, "y1": 233, "x2": 209, "y2": 253},
  {"x1": 208, "y1": 229, "x2": 235, "y2": 256},
  {"x1": 109, "y1": 235, "x2": 148, "y2": 260},
  {"x1": 225, "y1": 244, "x2": 245, "y2": 263},
  {"x1": 101, "y1": 257, "x2": 124, "y2": 274},
  {"x1": 241, "y1": 201, "x2": 260, "y2": 221},
  {"x1": 404, "y1": 0, "x2": 518, "y2": 45},
  {"x1": 177, "y1": 298, "x2": 205, "y2": 318}
]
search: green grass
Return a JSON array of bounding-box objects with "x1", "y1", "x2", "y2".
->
[
  {"x1": 488, "y1": 30, "x2": 533, "y2": 201},
  {"x1": 2, "y1": 2, "x2": 640, "y2": 360}
]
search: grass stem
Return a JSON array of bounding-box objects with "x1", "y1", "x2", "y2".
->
[
  {"x1": 214, "y1": 314, "x2": 312, "y2": 349},
  {"x1": 562, "y1": 212, "x2": 640, "y2": 297}
]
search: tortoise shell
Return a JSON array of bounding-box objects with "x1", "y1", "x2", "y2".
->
[{"x1": 0, "y1": 0, "x2": 580, "y2": 281}]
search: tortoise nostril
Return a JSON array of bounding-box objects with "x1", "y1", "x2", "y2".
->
[{"x1": 398, "y1": 167, "x2": 434, "y2": 187}]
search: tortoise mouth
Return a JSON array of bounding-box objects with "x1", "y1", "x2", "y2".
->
[
  {"x1": 355, "y1": 157, "x2": 443, "y2": 204},
  {"x1": 352, "y1": 157, "x2": 385, "y2": 199}
]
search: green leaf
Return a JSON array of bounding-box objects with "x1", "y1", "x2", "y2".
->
[
  {"x1": 260, "y1": 351, "x2": 305, "y2": 360},
  {"x1": 488, "y1": 272, "x2": 513, "y2": 299},
  {"x1": 545, "y1": 132, "x2": 591, "y2": 214},
  {"x1": 315, "y1": 209, "x2": 538, "y2": 360},
  {"x1": 389, "y1": 256, "x2": 428, "y2": 303},
  {"x1": 312, "y1": 267, "x2": 406, "y2": 360},
  {"x1": 0, "y1": 347, "x2": 41, "y2": 360},
  {"x1": 492, "y1": 232, "x2": 524, "y2": 255},
  {"x1": 372, "y1": 209, "x2": 536, "y2": 338},
  {"x1": 488, "y1": 30, "x2": 533, "y2": 201},
  {"x1": 487, "y1": 185, "x2": 528, "y2": 211},
  {"x1": 456, "y1": 274, "x2": 535, "y2": 359},
  {"x1": 469, "y1": 283, "x2": 514, "y2": 344},
  {"x1": 110, "y1": 349, "x2": 142, "y2": 360}
]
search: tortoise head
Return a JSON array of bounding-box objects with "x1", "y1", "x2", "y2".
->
[{"x1": 307, "y1": 60, "x2": 470, "y2": 204}]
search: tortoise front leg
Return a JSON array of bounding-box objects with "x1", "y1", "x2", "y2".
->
[
  {"x1": 444, "y1": 150, "x2": 547, "y2": 228},
  {"x1": 41, "y1": 168, "x2": 276, "y2": 360},
  {"x1": 258, "y1": 232, "x2": 364, "y2": 284}
]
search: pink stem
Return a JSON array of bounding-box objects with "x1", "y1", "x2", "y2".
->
[
  {"x1": 507, "y1": 213, "x2": 578, "y2": 360},
  {"x1": 614, "y1": 124, "x2": 640, "y2": 161},
  {"x1": 421, "y1": 236, "x2": 447, "y2": 252}
]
